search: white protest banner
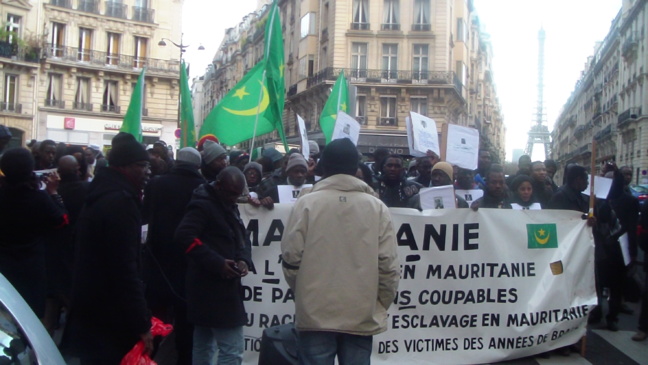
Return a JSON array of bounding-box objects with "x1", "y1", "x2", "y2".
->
[
  {"x1": 406, "y1": 117, "x2": 426, "y2": 157},
  {"x1": 446, "y1": 124, "x2": 479, "y2": 170},
  {"x1": 331, "y1": 111, "x2": 361, "y2": 145},
  {"x1": 419, "y1": 185, "x2": 457, "y2": 209},
  {"x1": 409, "y1": 112, "x2": 440, "y2": 156},
  {"x1": 583, "y1": 175, "x2": 613, "y2": 199},
  {"x1": 511, "y1": 203, "x2": 542, "y2": 210},
  {"x1": 297, "y1": 114, "x2": 309, "y2": 158},
  {"x1": 277, "y1": 184, "x2": 313, "y2": 204},
  {"x1": 455, "y1": 189, "x2": 483, "y2": 207},
  {"x1": 238, "y1": 206, "x2": 595, "y2": 364}
]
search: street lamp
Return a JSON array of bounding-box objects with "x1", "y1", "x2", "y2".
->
[{"x1": 158, "y1": 33, "x2": 204, "y2": 128}]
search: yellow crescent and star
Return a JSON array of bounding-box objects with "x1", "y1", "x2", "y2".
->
[
  {"x1": 534, "y1": 228, "x2": 550, "y2": 245},
  {"x1": 223, "y1": 80, "x2": 270, "y2": 116}
]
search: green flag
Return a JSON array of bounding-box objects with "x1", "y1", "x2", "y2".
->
[
  {"x1": 526, "y1": 224, "x2": 558, "y2": 249},
  {"x1": 263, "y1": 0, "x2": 288, "y2": 151},
  {"x1": 199, "y1": 61, "x2": 278, "y2": 146},
  {"x1": 121, "y1": 68, "x2": 145, "y2": 142},
  {"x1": 319, "y1": 71, "x2": 349, "y2": 144},
  {"x1": 180, "y1": 61, "x2": 196, "y2": 148}
]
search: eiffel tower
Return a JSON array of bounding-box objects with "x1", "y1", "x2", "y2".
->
[{"x1": 525, "y1": 28, "x2": 551, "y2": 159}]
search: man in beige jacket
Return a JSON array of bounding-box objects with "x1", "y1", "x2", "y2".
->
[{"x1": 281, "y1": 138, "x2": 400, "y2": 365}]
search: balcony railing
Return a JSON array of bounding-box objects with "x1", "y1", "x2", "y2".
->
[
  {"x1": 618, "y1": 107, "x2": 641, "y2": 127},
  {"x1": 45, "y1": 99, "x2": 65, "y2": 108},
  {"x1": 381, "y1": 23, "x2": 400, "y2": 31},
  {"x1": 307, "y1": 67, "x2": 461, "y2": 92},
  {"x1": 50, "y1": 0, "x2": 72, "y2": 8},
  {"x1": 73, "y1": 102, "x2": 93, "y2": 111},
  {"x1": 132, "y1": 6, "x2": 155, "y2": 23},
  {"x1": 0, "y1": 41, "x2": 40, "y2": 63},
  {"x1": 350, "y1": 22, "x2": 370, "y2": 30},
  {"x1": 0, "y1": 102, "x2": 22, "y2": 113},
  {"x1": 378, "y1": 117, "x2": 397, "y2": 126},
  {"x1": 78, "y1": 0, "x2": 99, "y2": 14},
  {"x1": 105, "y1": 2, "x2": 127, "y2": 19},
  {"x1": 356, "y1": 116, "x2": 367, "y2": 125},
  {"x1": 412, "y1": 23, "x2": 431, "y2": 31},
  {"x1": 43, "y1": 45, "x2": 179, "y2": 74},
  {"x1": 101, "y1": 104, "x2": 120, "y2": 113}
]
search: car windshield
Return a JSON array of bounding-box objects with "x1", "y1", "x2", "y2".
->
[{"x1": 631, "y1": 185, "x2": 648, "y2": 193}]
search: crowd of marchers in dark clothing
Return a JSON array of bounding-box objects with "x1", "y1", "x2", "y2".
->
[{"x1": 0, "y1": 125, "x2": 647, "y2": 364}]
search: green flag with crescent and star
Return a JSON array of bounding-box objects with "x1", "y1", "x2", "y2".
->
[
  {"x1": 526, "y1": 224, "x2": 558, "y2": 249},
  {"x1": 263, "y1": 0, "x2": 288, "y2": 151},
  {"x1": 319, "y1": 71, "x2": 349, "y2": 144},
  {"x1": 120, "y1": 68, "x2": 145, "y2": 142},
  {"x1": 180, "y1": 61, "x2": 196, "y2": 148},
  {"x1": 199, "y1": 61, "x2": 277, "y2": 146}
]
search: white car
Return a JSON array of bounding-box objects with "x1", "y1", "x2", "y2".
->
[{"x1": 0, "y1": 273, "x2": 65, "y2": 364}]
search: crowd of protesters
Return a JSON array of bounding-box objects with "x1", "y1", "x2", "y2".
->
[{"x1": 0, "y1": 126, "x2": 646, "y2": 364}]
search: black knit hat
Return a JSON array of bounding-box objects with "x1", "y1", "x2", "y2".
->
[
  {"x1": 321, "y1": 138, "x2": 359, "y2": 176},
  {"x1": 108, "y1": 132, "x2": 149, "y2": 167},
  {"x1": 0, "y1": 147, "x2": 35, "y2": 184}
]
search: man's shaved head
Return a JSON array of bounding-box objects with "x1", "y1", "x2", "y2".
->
[
  {"x1": 215, "y1": 166, "x2": 246, "y2": 204},
  {"x1": 58, "y1": 155, "x2": 80, "y2": 178}
]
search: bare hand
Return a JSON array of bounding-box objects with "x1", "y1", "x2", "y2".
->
[
  {"x1": 140, "y1": 331, "x2": 154, "y2": 356},
  {"x1": 248, "y1": 196, "x2": 262, "y2": 207},
  {"x1": 259, "y1": 197, "x2": 274, "y2": 210},
  {"x1": 307, "y1": 158, "x2": 317, "y2": 177},
  {"x1": 45, "y1": 171, "x2": 61, "y2": 194},
  {"x1": 222, "y1": 259, "x2": 241, "y2": 279},
  {"x1": 237, "y1": 260, "x2": 249, "y2": 277}
]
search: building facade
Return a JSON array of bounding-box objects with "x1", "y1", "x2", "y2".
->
[
  {"x1": 552, "y1": 0, "x2": 647, "y2": 182},
  {"x1": 1, "y1": 0, "x2": 183, "y2": 149},
  {"x1": 198, "y1": 0, "x2": 505, "y2": 161}
]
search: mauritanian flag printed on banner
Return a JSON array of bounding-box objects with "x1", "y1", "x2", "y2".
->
[{"x1": 237, "y1": 207, "x2": 596, "y2": 365}]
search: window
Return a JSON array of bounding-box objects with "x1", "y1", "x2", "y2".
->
[
  {"x1": 2, "y1": 75, "x2": 19, "y2": 112},
  {"x1": 75, "y1": 77, "x2": 91, "y2": 110},
  {"x1": 300, "y1": 13, "x2": 316, "y2": 38},
  {"x1": 412, "y1": 44, "x2": 429, "y2": 80},
  {"x1": 350, "y1": 43, "x2": 367, "y2": 78},
  {"x1": 382, "y1": 0, "x2": 399, "y2": 30},
  {"x1": 413, "y1": 0, "x2": 430, "y2": 30},
  {"x1": 352, "y1": 0, "x2": 369, "y2": 30},
  {"x1": 456, "y1": 61, "x2": 467, "y2": 88},
  {"x1": 51, "y1": 23, "x2": 65, "y2": 57},
  {"x1": 107, "y1": 32, "x2": 120, "y2": 65},
  {"x1": 380, "y1": 96, "x2": 397, "y2": 125},
  {"x1": 456, "y1": 18, "x2": 466, "y2": 42},
  {"x1": 356, "y1": 95, "x2": 367, "y2": 125},
  {"x1": 382, "y1": 44, "x2": 398, "y2": 79},
  {"x1": 106, "y1": 0, "x2": 125, "y2": 18},
  {"x1": 5, "y1": 14, "x2": 21, "y2": 43},
  {"x1": 102, "y1": 81, "x2": 118, "y2": 112},
  {"x1": 78, "y1": 28, "x2": 92, "y2": 61},
  {"x1": 411, "y1": 97, "x2": 427, "y2": 115},
  {"x1": 134, "y1": 36, "x2": 147, "y2": 68},
  {"x1": 46, "y1": 74, "x2": 63, "y2": 107}
]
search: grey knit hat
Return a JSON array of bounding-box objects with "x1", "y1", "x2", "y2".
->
[
  {"x1": 202, "y1": 140, "x2": 227, "y2": 164},
  {"x1": 176, "y1": 147, "x2": 201, "y2": 168}
]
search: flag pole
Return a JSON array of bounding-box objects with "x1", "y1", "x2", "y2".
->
[
  {"x1": 588, "y1": 138, "x2": 597, "y2": 217},
  {"x1": 249, "y1": 69, "x2": 267, "y2": 155}
]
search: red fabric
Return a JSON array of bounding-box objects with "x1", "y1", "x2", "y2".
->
[
  {"x1": 185, "y1": 238, "x2": 203, "y2": 254},
  {"x1": 637, "y1": 224, "x2": 645, "y2": 237},
  {"x1": 55, "y1": 214, "x2": 70, "y2": 229},
  {"x1": 120, "y1": 317, "x2": 173, "y2": 365}
]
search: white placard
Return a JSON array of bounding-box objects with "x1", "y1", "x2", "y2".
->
[
  {"x1": 419, "y1": 185, "x2": 457, "y2": 209},
  {"x1": 331, "y1": 111, "x2": 361, "y2": 145},
  {"x1": 406, "y1": 117, "x2": 426, "y2": 157},
  {"x1": 455, "y1": 188, "x2": 484, "y2": 207},
  {"x1": 297, "y1": 114, "x2": 309, "y2": 158},
  {"x1": 446, "y1": 124, "x2": 479, "y2": 170},
  {"x1": 583, "y1": 175, "x2": 613, "y2": 199},
  {"x1": 409, "y1": 111, "x2": 440, "y2": 156},
  {"x1": 619, "y1": 233, "x2": 630, "y2": 265},
  {"x1": 511, "y1": 202, "x2": 543, "y2": 210},
  {"x1": 277, "y1": 184, "x2": 313, "y2": 204}
]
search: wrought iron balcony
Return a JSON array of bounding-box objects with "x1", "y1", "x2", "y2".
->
[
  {"x1": 43, "y1": 45, "x2": 179, "y2": 74},
  {"x1": 0, "y1": 41, "x2": 40, "y2": 63},
  {"x1": 73, "y1": 102, "x2": 93, "y2": 111},
  {"x1": 350, "y1": 22, "x2": 370, "y2": 30},
  {"x1": 45, "y1": 99, "x2": 65, "y2": 108},
  {"x1": 105, "y1": 1, "x2": 127, "y2": 19},
  {"x1": 412, "y1": 23, "x2": 431, "y2": 31},
  {"x1": 378, "y1": 117, "x2": 397, "y2": 126},
  {"x1": 132, "y1": 6, "x2": 155, "y2": 23},
  {"x1": 618, "y1": 107, "x2": 641, "y2": 127},
  {"x1": 78, "y1": 0, "x2": 99, "y2": 14},
  {"x1": 381, "y1": 23, "x2": 400, "y2": 31},
  {"x1": 101, "y1": 104, "x2": 121, "y2": 113},
  {"x1": 356, "y1": 116, "x2": 367, "y2": 125},
  {"x1": 50, "y1": 0, "x2": 72, "y2": 8},
  {"x1": 0, "y1": 102, "x2": 22, "y2": 113}
]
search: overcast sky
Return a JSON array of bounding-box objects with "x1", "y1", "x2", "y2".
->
[{"x1": 183, "y1": 0, "x2": 622, "y2": 161}]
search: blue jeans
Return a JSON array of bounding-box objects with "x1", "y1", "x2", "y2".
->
[
  {"x1": 298, "y1": 331, "x2": 372, "y2": 365},
  {"x1": 192, "y1": 325, "x2": 243, "y2": 365}
]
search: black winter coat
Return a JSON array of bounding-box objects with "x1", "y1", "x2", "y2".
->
[
  {"x1": 175, "y1": 183, "x2": 252, "y2": 328},
  {"x1": 66, "y1": 167, "x2": 150, "y2": 363},
  {"x1": 143, "y1": 164, "x2": 205, "y2": 302}
]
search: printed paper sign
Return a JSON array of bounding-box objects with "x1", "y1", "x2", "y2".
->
[
  {"x1": 406, "y1": 117, "x2": 427, "y2": 157},
  {"x1": 297, "y1": 114, "x2": 309, "y2": 158},
  {"x1": 419, "y1": 185, "x2": 457, "y2": 209},
  {"x1": 409, "y1": 111, "x2": 440, "y2": 156},
  {"x1": 455, "y1": 189, "x2": 484, "y2": 207},
  {"x1": 446, "y1": 124, "x2": 479, "y2": 170},
  {"x1": 583, "y1": 175, "x2": 613, "y2": 199},
  {"x1": 331, "y1": 111, "x2": 361, "y2": 145},
  {"x1": 277, "y1": 184, "x2": 313, "y2": 203}
]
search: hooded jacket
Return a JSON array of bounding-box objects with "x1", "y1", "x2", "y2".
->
[
  {"x1": 175, "y1": 183, "x2": 253, "y2": 328},
  {"x1": 281, "y1": 174, "x2": 400, "y2": 335}
]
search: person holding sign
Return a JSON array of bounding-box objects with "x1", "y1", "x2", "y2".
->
[
  {"x1": 471, "y1": 164, "x2": 512, "y2": 210},
  {"x1": 281, "y1": 138, "x2": 400, "y2": 365},
  {"x1": 509, "y1": 175, "x2": 542, "y2": 210},
  {"x1": 377, "y1": 155, "x2": 422, "y2": 208}
]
